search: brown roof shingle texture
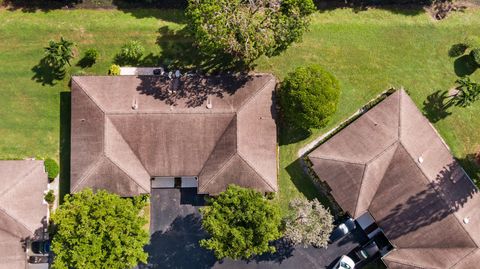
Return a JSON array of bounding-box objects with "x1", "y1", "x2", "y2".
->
[
  {"x1": 71, "y1": 74, "x2": 277, "y2": 195},
  {"x1": 0, "y1": 161, "x2": 48, "y2": 269},
  {"x1": 308, "y1": 90, "x2": 480, "y2": 269}
]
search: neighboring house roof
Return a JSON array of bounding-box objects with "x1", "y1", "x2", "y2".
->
[
  {"x1": 308, "y1": 90, "x2": 480, "y2": 269},
  {"x1": 70, "y1": 74, "x2": 278, "y2": 196},
  {"x1": 0, "y1": 160, "x2": 48, "y2": 269}
]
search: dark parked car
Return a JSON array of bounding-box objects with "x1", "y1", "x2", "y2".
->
[
  {"x1": 30, "y1": 240, "x2": 51, "y2": 255},
  {"x1": 353, "y1": 240, "x2": 380, "y2": 262},
  {"x1": 329, "y1": 218, "x2": 356, "y2": 243}
]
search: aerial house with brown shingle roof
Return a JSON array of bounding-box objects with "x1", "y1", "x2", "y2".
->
[
  {"x1": 308, "y1": 90, "x2": 480, "y2": 269},
  {"x1": 0, "y1": 160, "x2": 49, "y2": 269},
  {"x1": 70, "y1": 74, "x2": 278, "y2": 197}
]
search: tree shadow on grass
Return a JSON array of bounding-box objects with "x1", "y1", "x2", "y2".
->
[
  {"x1": 31, "y1": 58, "x2": 66, "y2": 86},
  {"x1": 59, "y1": 91, "x2": 71, "y2": 204},
  {"x1": 422, "y1": 90, "x2": 454, "y2": 123},
  {"x1": 156, "y1": 26, "x2": 248, "y2": 74},
  {"x1": 454, "y1": 54, "x2": 478, "y2": 77},
  {"x1": 314, "y1": 0, "x2": 431, "y2": 16},
  {"x1": 76, "y1": 56, "x2": 95, "y2": 69}
]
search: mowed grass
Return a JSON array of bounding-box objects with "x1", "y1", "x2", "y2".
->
[
  {"x1": 1, "y1": 8, "x2": 480, "y2": 214},
  {"x1": 256, "y1": 9, "x2": 480, "y2": 212}
]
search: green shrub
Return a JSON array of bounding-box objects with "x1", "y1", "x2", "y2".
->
[
  {"x1": 44, "y1": 37, "x2": 75, "y2": 69},
  {"x1": 44, "y1": 190, "x2": 55, "y2": 204},
  {"x1": 471, "y1": 48, "x2": 480, "y2": 66},
  {"x1": 116, "y1": 41, "x2": 144, "y2": 65},
  {"x1": 80, "y1": 48, "x2": 99, "y2": 67},
  {"x1": 108, "y1": 64, "x2": 121, "y2": 76},
  {"x1": 448, "y1": 43, "x2": 468, "y2": 58},
  {"x1": 44, "y1": 158, "x2": 59, "y2": 180},
  {"x1": 279, "y1": 65, "x2": 341, "y2": 130}
]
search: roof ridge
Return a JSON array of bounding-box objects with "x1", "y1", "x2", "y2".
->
[
  {"x1": 353, "y1": 163, "x2": 368, "y2": 217},
  {"x1": 104, "y1": 116, "x2": 150, "y2": 192},
  {"x1": 237, "y1": 152, "x2": 276, "y2": 192},
  {"x1": 198, "y1": 115, "x2": 237, "y2": 178},
  {"x1": 0, "y1": 162, "x2": 44, "y2": 235},
  {"x1": 198, "y1": 153, "x2": 237, "y2": 193},
  {"x1": 72, "y1": 78, "x2": 106, "y2": 113},
  {"x1": 450, "y1": 248, "x2": 480, "y2": 269},
  {"x1": 236, "y1": 74, "x2": 275, "y2": 113},
  {"x1": 359, "y1": 142, "x2": 399, "y2": 217},
  {"x1": 398, "y1": 142, "x2": 478, "y2": 248},
  {"x1": 0, "y1": 200, "x2": 34, "y2": 236},
  {"x1": 103, "y1": 157, "x2": 149, "y2": 193},
  {"x1": 0, "y1": 161, "x2": 39, "y2": 199},
  {"x1": 71, "y1": 156, "x2": 104, "y2": 193},
  {"x1": 309, "y1": 155, "x2": 365, "y2": 166}
]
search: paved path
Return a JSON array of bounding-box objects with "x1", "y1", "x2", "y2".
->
[{"x1": 139, "y1": 189, "x2": 364, "y2": 269}]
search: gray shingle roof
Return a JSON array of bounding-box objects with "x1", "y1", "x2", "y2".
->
[
  {"x1": 308, "y1": 90, "x2": 480, "y2": 269},
  {"x1": 0, "y1": 160, "x2": 48, "y2": 269},
  {"x1": 71, "y1": 74, "x2": 278, "y2": 196}
]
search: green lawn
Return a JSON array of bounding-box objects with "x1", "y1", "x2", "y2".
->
[{"x1": 1, "y1": 8, "x2": 480, "y2": 214}]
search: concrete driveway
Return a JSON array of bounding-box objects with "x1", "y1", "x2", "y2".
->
[{"x1": 139, "y1": 188, "x2": 364, "y2": 269}]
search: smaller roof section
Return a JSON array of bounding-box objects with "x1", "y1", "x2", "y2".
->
[
  {"x1": 308, "y1": 90, "x2": 480, "y2": 269},
  {"x1": 0, "y1": 160, "x2": 49, "y2": 269}
]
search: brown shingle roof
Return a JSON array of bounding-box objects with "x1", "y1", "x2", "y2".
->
[
  {"x1": 0, "y1": 160, "x2": 48, "y2": 269},
  {"x1": 308, "y1": 90, "x2": 480, "y2": 269},
  {"x1": 71, "y1": 74, "x2": 278, "y2": 195}
]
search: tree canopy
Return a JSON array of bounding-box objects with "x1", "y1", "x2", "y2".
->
[
  {"x1": 279, "y1": 64, "x2": 340, "y2": 129},
  {"x1": 44, "y1": 37, "x2": 75, "y2": 69},
  {"x1": 200, "y1": 185, "x2": 282, "y2": 260},
  {"x1": 186, "y1": 0, "x2": 316, "y2": 68},
  {"x1": 283, "y1": 197, "x2": 334, "y2": 248},
  {"x1": 50, "y1": 189, "x2": 149, "y2": 269}
]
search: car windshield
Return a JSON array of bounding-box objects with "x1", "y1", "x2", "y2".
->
[{"x1": 340, "y1": 261, "x2": 352, "y2": 269}]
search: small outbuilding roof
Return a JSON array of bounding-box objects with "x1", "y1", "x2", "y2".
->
[
  {"x1": 70, "y1": 74, "x2": 278, "y2": 196},
  {"x1": 0, "y1": 160, "x2": 48, "y2": 269},
  {"x1": 308, "y1": 90, "x2": 480, "y2": 269}
]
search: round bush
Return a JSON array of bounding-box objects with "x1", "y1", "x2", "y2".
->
[
  {"x1": 44, "y1": 190, "x2": 55, "y2": 204},
  {"x1": 84, "y1": 48, "x2": 99, "y2": 64},
  {"x1": 44, "y1": 158, "x2": 59, "y2": 180},
  {"x1": 108, "y1": 64, "x2": 121, "y2": 76},
  {"x1": 471, "y1": 48, "x2": 480, "y2": 66},
  {"x1": 279, "y1": 65, "x2": 340, "y2": 129},
  {"x1": 448, "y1": 43, "x2": 468, "y2": 58},
  {"x1": 117, "y1": 41, "x2": 144, "y2": 65}
]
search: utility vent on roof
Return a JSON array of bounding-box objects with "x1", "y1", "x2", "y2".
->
[
  {"x1": 463, "y1": 217, "x2": 470, "y2": 224},
  {"x1": 206, "y1": 98, "x2": 213, "y2": 109},
  {"x1": 418, "y1": 156, "x2": 424, "y2": 164},
  {"x1": 132, "y1": 97, "x2": 138, "y2": 110}
]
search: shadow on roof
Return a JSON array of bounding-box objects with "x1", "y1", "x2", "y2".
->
[
  {"x1": 378, "y1": 161, "x2": 477, "y2": 242},
  {"x1": 135, "y1": 73, "x2": 252, "y2": 107}
]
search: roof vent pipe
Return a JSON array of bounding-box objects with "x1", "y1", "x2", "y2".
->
[
  {"x1": 418, "y1": 156, "x2": 424, "y2": 164},
  {"x1": 206, "y1": 98, "x2": 213, "y2": 109},
  {"x1": 132, "y1": 97, "x2": 138, "y2": 110},
  {"x1": 463, "y1": 217, "x2": 470, "y2": 224}
]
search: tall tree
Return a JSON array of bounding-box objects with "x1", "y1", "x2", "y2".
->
[
  {"x1": 200, "y1": 185, "x2": 282, "y2": 260},
  {"x1": 50, "y1": 189, "x2": 149, "y2": 269},
  {"x1": 283, "y1": 197, "x2": 334, "y2": 248},
  {"x1": 186, "y1": 0, "x2": 316, "y2": 68}
]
